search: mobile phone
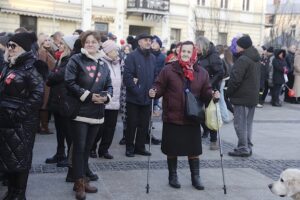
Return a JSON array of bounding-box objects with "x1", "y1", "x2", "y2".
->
[{"x1": 100, "y1": 91, "x2": 108, "y2": 97}]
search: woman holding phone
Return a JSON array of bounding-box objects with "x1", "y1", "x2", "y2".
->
[
  {"x1": 90, "y1": 40, "x2": 122, "y2": 159},
  {"x1": 65, "y1": 31, "x2": 113, "y2": 200}
]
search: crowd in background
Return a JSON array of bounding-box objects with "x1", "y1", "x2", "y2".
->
[{"x1": 0, "y1": 27, "x2": 299, "y2": 200}]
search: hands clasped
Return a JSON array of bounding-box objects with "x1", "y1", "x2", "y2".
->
[{"x1": 92, "y1": 93, "x2": 107, "y2": 104}]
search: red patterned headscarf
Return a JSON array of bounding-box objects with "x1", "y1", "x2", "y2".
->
[{"x1": 178, "y1": 41, "x2": 198, "y2": 81}]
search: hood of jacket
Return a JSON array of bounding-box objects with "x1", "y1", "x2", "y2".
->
[
  {"x1": 241, "y1": 46, "x2": 261, "y2": 62},
  {"x1": 274, "y1": 49, "x2": 286, "y2": 59}
]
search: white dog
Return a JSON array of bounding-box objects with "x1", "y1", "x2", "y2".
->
[{"x1": 269, "y1": 169, "x2": 300, "y2": 200}]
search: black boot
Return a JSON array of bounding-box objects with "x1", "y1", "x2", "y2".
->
[
  {"x1": 10, "y1": 171, "x2": 28, "y2": 200},
  {"x1": 167, "y1": 158, "x2": 181, "y2": 188},
  {"x1": 66, "y1": 167, "x2": 74, "y2": 182},
  {"x1": 86, "y1": 167, "x2": 98, "y2": 181},
  {"x1": 3, "y1": 173, "x2": 14, "y2": 200},
  {"x1": 188, "y1": 158, "x2": 204, "y2": 190}
]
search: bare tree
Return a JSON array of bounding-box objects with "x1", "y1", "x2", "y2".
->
[{"x1": 266, "y1": 1, "x2": 298, "y2": 47}]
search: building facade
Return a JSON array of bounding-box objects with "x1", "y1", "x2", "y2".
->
[
  {"x1": 0, "y1": 0, "x2": 265, "y2": 47},
  {"x1": 265, "y1": 0, "x2": 300, "y2": 47}
]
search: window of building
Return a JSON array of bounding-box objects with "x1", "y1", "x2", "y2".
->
[
  {"x1": 218, "y1": 32, "x2": 228, "y2": 45},
  {"x1": 95, "y1": 22, "x2": 108, "y2": 35},
  {"x1": 170, "y1": 28, "x2": 181, "y2": 43},
  {"x1": 221, "y1": 0, "x2": 228, "y2": 9},
  {"x1": 20, "y1": 16, "x2": 37, "y2": 32},
  {"x1": 195, "y1": 30, "x2": 205, "y2": 37},
  {"x1": 197, "y1": 0, "x2": 205, "y2": 6},
  {"x1": 242, "y1": 0, "x2": 250, "y2": 11}
]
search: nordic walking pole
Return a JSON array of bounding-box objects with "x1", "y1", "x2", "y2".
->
[
  {"x1": 215, "y1": 102, "x2": 227, "y2": 194},
  {"x1": 146, "y1": 98, "x2": 154, "y2": 194}
]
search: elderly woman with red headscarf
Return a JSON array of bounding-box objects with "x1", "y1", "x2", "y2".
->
[{"x1": 149, "y1": 41, "x2": 219, "y2": 190}]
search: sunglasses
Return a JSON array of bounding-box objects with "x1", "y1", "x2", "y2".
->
[{"x1": 6, "y1": 43, "x2": 17, "y2": 50}]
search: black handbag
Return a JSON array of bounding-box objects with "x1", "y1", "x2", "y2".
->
[
  {"x1": 184, "y1": 78, "x2": 205, "y2": 123},
  {"x1": 63, "y1": 61, "x2": 100, "y2": 119}
]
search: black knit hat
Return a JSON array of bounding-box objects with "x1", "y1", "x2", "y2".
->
[
  {"x1": 267, "y1": 46, "x2": 274, "y2": 53},
  {"x1": 237, "y1": 35, "x2": 252, "y2": 49},
  {"x1": 8, "y1": 32, "x2": 37, "y2": 52},
  {"x1": 152, "y1": 35, "x2": 162, "y2": 48}
]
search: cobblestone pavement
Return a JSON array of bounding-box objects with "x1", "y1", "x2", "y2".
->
[{"x1": 1, "y1": 102, "x2": 300, "y2": 200}]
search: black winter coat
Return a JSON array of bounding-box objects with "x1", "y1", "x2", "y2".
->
[
  {"x1": 286, "y1": 51, "x2": 295, "y2": 73},
  {"x1": 65, "y1": 51, "x2": 113, "y2": 123},
  {"x1": 227, "y1": 46, "x2": 261, "y2": 106},
  {"x1": 198, "y1": 43, "x2": 224, "y2": 90},
  {"x1": 123, "y1": 47, "x2": 155, "y2": 106},
  {"x1": 0, "y1": 51, "x2": 44, "y2": 172},
  {"x1": 273, "y1": 49, "x2": 287, "y2": 85},
  {"x1": 47, "y1": 55, "x2": 70, "y2": 115},
  {"x1": 152, "y1": 50, "x2": 166, "y2": 78}
]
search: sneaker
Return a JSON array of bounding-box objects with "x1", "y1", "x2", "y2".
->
[
  {"x1": 228, "y1": 151, "x2": 251, "y2": 157},
  {"x1": 256, "y1": 104, "x2": 263, "y2": 108},
  {"x1": 209, "y1": 142, "x2": 219, "y2": 150}
]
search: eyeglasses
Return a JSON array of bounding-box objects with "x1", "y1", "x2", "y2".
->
[{"x1": 6, "y1": 43, "x2": 17, "y2": 50}]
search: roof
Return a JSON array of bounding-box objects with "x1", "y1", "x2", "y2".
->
[{"x1": 0, "y1": 7, "x2": 81, "y2": 22}]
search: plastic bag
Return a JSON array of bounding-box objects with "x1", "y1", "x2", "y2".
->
[{"x1": 205, "y1": 100, "x2": 223, "y2": 131}]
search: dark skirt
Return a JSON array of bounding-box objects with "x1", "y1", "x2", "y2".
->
[{"x1": 161, "y1": 123, "x2": 202, "y2": 156}]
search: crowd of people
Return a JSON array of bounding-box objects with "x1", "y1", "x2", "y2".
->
[{"x1": 0, "y1": 27, "x2": 299, "y2": 200}]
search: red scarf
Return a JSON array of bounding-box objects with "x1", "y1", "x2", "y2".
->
[{"x1": 178, "y1": 44, "x2": 198, "y2": 81}]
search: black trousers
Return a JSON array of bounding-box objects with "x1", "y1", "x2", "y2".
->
[
  {"x1": 272, "y1": 84, "x2": 282, "y2": 104},
  {"x1": 200, "y1": 122, "x2": 217, "y2": 142},
  {"x1": 261, "y1": 80, "x2": 271, "y2": 102},
  {"x1": 71, "y1": 121, "x2": 100, "y2": 180},
  {"x1": 92, "y1": 110, "x2": 119, "y2": 154},
  {"x1": 53, "y1": 112, "x2": 72, "y2": 156},
  {"x1": 125, "y1": 102, "x2": 151, "y2": 151}
]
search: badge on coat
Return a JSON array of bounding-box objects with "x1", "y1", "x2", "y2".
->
[{"x1": 5, "y1": 73, "x2": 16, "y2": 85}]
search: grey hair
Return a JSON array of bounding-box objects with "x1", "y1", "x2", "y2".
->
[{"x1": 195, "y1": 36, "x2": 210, "y2": 53}]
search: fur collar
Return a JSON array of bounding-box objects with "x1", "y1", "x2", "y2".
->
[{"x1": 81, "y1": 48, "x2": 101, "y2": 62}]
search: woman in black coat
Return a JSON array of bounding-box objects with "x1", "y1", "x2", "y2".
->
[
  {"x1": 64, "y1": 31, "x2": 113, "y2": 200},
  {"x1": 272, "y1": 49, "x2": 287, "y2": 107},
  {"x1": 0, "y1": 32, "x2": 44, "y2": 200}
]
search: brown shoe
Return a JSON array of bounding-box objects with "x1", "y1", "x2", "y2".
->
[
  {"x1": 74, "y1": 178, "x2": 86, "y2": 200},
  {"x1": 84, "y1": 178, "x2": 98, "y2": 193}
]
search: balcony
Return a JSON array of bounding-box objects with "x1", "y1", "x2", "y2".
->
[{"x1": 127, "y1": 0, "x2": 170, "y2": 16}]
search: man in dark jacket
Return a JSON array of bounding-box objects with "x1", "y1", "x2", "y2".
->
[
  {"x1": 123, "y1": 33, "x2": 156, "y2": 157},
  {"x1": 226, "y1": 35, "x2": 260, "y2": 157},
  {"x1": 195, "y1": 36, "x2": 224, "y2": 150},
  {"x1": 151, "y1": 35, "x2": 166, "y2": 120},
  {"x1": 285, "y1": 45, "x2": 296, "y2": 103}
]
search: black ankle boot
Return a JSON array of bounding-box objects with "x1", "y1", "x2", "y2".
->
[
  {"x1": 86, "y1": 167, "x2": 98, "y2": 181},
  {"x1": 10, "y1": 189, "x2": 26, "y2": 200},
  {"x1": 167, "y1": 158, "x2": 181, "y2": 188},
  {"x1": 11, "y1": 171, "x2": 28, "y2": 200},
  {"x1": 188, "y1": 158, "x2": 204, "y2": 190},
  {"x1": 66, "y1": 167, "x2": 74, "y2": 182}
]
